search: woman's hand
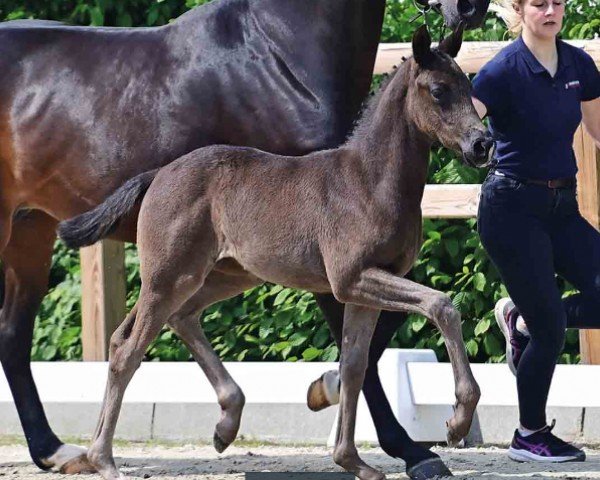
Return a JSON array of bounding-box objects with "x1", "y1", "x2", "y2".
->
[
  {"x1": 472, "y1": 97, "x2": 487, "y2": 119},
  {"x1": 582, "y1": 97, "x2": 600, "y2": 149}
]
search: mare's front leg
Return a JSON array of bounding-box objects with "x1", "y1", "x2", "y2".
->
[
  {"x1": 333, "y1": 268, "x2": 480, "y2": 446},
  {"x1": 312, "y1": 295, "x2": 451, "y2": 480},
  {"x1": 0, "y1": 210, "x2": 94, "y2": 474},
  {"x1": 333, "y1": 304, "x2": 383, "y2": 480}
]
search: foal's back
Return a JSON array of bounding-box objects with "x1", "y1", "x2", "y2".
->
[{"x1": 137, "y1": 145, "x2": 366, "y2": 292}]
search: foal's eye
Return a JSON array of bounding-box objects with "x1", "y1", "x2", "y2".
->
[{"x1": 430, "y1": 86, "x2": 447, "y2": 101}]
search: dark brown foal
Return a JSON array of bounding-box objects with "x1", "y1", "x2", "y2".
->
[{"x1": 59, "y1": 25, "x2": 492, "y2": 480}]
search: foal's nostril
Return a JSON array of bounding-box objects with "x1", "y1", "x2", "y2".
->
[{"x1": 473, "y1": 138, "x2": 487, "y2": 158}]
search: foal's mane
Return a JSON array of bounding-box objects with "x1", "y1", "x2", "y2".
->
[{"x1": 347, "y1": 47, "x2": 454, "y2": 145}]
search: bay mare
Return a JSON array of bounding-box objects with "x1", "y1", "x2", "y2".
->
[
  {"x1": 59, "y1": 25, "x2": 493, "y2": 480},
  {"x1": 0, "y1": 0, "x2": 490, "y2": 475}
]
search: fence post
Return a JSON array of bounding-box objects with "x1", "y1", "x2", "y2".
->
[
  {"x1": 80, "y1": 240, "x2": 127, "y2": 361},
  {"x1": 574, "y1": 125, "x2": 600, "y2": 364}
]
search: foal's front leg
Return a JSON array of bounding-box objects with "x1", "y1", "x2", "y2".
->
[
  {"x1": 334, "y1": 267, "x2": 480, "y2": 446},
  {"x1": 334, "y1": 304, "x2": 383, "y2": 480}
]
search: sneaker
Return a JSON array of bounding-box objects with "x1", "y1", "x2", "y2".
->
[
  {"x1": 509, "y1": 422, "x2": 586, "y2": 463},
  {"x1": 495, "y1": 298, "x2": 529, "y2": 375}
]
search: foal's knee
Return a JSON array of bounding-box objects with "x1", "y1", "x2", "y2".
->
[{"x1": 430, "y1": 295, "x2": 459, "y2": 328}]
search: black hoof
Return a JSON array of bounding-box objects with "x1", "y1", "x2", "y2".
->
[
  {"x1": 407, "y1": 457, "x2": 453, "y2": 480},
  {"x1": 213, "y1": 432, "x2": 230, "y2": 453}
]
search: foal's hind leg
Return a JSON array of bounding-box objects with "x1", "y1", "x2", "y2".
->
[
  {"x1": 0, "y1": 210, "x2": 94, "y2": 474},
  {"x1": 87, "y1": 290, "x2": 186, "y2": 480},
  {"x1": 311, "y1": 296, "x2": 450, "y2": 479},
  {"x1": 167, "y1": 270, "x2": 261, "y2": 453}
]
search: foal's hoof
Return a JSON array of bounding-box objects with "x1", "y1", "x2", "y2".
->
[
  {"x1": 307, "y1": 370, "x2": 339, "y2": 412},
  {"x1": 59, "y1": 454, "x2": 97, "y2": 475},
  {"x1": 407, "y1": 457, "x2": 453, "y2": 480},
  {"x1": 446, "y1": 429, "x2": 464, "y2": 448},
  {"x1": 213, "y1": 431, "x2": 231, "y2": 453}
]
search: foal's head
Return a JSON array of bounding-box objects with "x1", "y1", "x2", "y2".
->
[{"x1": 405, "y1": 25, "x2": 493, "y2": 167}]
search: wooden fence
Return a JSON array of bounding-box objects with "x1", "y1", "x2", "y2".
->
[{"x1": 80, "y1": 39, "x2": 600, "y2": 362}]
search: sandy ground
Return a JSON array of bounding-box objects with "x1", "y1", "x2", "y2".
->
[{"x1": 2, "y1": 442, "x2": 600, "y2": 480}]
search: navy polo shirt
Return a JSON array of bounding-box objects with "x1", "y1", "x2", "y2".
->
[{"x1": 472, "y1": 36, "x2": 600, "y2": 180}]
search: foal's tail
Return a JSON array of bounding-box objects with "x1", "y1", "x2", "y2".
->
[{"x1": 58, "y1": 169, "x2": 159, "y2": 248}]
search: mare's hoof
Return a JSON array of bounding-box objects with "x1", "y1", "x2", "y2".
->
[
  {"x1": 59, "y1": 454, "x2": 97, "y2": 475},
  {"x1": 213, "y1": 431, "x2": 230, "y2": 453},
  {"x1": 407, "y1": 457, "x2": 453, "y2": 480}
]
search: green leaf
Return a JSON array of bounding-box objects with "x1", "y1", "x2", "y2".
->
[
  {"x1": 273, "y1": 288, "x2": 293, "y2": 306},
  {"x1": 302, "y1": 347, "x2": 322, "y2": 361},
  {"x1": 90, "y1": 7, "x2": 104, "y2": 26},
  {"x1": 474, "y1": 318, "x2": 491, "y2": 337},
  {"x1": 411, "y1": 316, "x2": 428, "y2": 333},
  {"x1": 288, "y1": 332, "x2": 309, "y2": 347},
  {"x1": 445, "y1": 239, "x2": 459, "y2": 258},
  {"x1": 147, "y1": 7, "x2": 159, "y2": 26},
  {"x1": 483, "y1": 334, "x2": 503, "y2": 356},
  {"x1": 473, "y1": 272, "x2": 486, "y2": 292},
  {"x1": 466, "y1": 339, "x2": 479, "y2": 357},
  {"x1": 117, "y1": 12, "x2": 132, "y2": 27}
]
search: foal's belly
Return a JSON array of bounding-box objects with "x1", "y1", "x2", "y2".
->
[{"x1": 220, "y1": 242, "x2": 332, "y2": 293}]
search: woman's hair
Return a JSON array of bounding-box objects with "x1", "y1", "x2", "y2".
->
[{"x1": 490, "y1": 0, "x2": 524, "y2": 36}]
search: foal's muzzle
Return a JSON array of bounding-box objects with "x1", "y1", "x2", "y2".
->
[{"x1": 461, "y1": 131, "x2": 495, "y2": 167}]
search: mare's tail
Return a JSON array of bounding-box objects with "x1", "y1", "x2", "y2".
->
[{"x1": 58, "y1": 169, "x2": 159, "y2": 248}]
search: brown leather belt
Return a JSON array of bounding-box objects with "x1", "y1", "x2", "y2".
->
[
  {"x1": 527, "y1": 178, "x2": 575, "y2": 188},
  {"x1": 493, "y1": 171, "x2": 575, "y2": 189}
]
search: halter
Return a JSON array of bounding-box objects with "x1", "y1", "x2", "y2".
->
[{"x1": 410, "y1": 0, "x2": 448, "y2": 41}]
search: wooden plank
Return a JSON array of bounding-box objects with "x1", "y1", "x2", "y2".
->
[
  {"x1": 80, "y1": 240, "x2": 127, "y2": 361},
  {"x1": 421, "y1": 184, "x2": 481, "y2": 218},
  {"x1": 574, "y1": 125, "x2": 600, "y2": 364},
  {"x1": 374, "y1": 39, "x2": 600, "y2": 74}
]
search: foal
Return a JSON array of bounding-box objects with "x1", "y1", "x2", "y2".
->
[{"x1": 59, "y1": 25, "x2": 492, "y2": 480}]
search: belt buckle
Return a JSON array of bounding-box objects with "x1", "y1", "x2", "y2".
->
[{"x1": 547, "y1": 179, "x2": 558, "y2": 188}]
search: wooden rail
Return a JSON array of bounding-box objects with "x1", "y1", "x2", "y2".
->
[{"x1": 81, "y1": 39, "x2": 600, "y2": 361}]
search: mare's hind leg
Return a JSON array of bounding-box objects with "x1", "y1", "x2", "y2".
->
[
  {"x1": 167, "y1": 270, "x2": 261, "y2": 453},
  {"x1": 311, "y1": 295, "x2": 450, "y2": 479},
  {"x1": 0, "y1": 210, "x2": 93, "y2": 474}
]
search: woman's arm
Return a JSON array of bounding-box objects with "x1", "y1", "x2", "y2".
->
[{"x1": 582, "y1": 97, "x2": 600, "y2": 149}]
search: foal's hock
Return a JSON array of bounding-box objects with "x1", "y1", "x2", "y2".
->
[{"x1": 59, "y1": 25, "x2": 491, "y2": 480}]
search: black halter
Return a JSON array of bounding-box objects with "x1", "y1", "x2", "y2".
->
[{"x1": 410, "y1": 0, "x2": 448, "y2": 41}]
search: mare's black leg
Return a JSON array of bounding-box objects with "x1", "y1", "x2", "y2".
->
[
  {"x1": 0, "y1": 211, "x2": 92, "y2": 473},
  {"x1": 315, "y1": 294, "x2": 451, "y2": 478}
]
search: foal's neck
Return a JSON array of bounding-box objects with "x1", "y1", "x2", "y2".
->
[{"x1": 347, "y1": 65, "x2": 431, "y2": 203}]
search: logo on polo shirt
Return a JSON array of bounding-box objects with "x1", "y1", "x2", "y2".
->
[{"x1": 565, "y1": 80, "x2": 581, "y2": 90}]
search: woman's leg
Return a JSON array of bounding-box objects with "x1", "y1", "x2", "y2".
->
[
  {"x1": 551, "y1": 209, "x2": 600, "y2": 328},
  {"x1": 478, "y1": 180, "x2": 566, "y2": 431}
]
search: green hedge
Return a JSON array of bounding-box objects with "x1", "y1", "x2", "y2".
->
[{"x1": 7, "y1": 0, "x2": 597, "y2": 363}]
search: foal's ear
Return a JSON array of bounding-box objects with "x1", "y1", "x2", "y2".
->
[
  {"x1": 438, "y1": 23, "x2": 464, "y2": 58},
  {"x1": 412, "y1": 25, "x2": 434, "y2": 67}
]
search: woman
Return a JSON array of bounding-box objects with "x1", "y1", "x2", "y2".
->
[{"x1": 472, "y1": 0, "x2": 600, "y2": 463}]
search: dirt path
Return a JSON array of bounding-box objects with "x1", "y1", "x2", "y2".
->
[{"x1": 2, "y1": 442, "x2": 600, "y2": 479}]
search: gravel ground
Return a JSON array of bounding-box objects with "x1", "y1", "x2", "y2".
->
[{"x1": 2, "y1": 442, "x2": 600, "y2": 480}]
